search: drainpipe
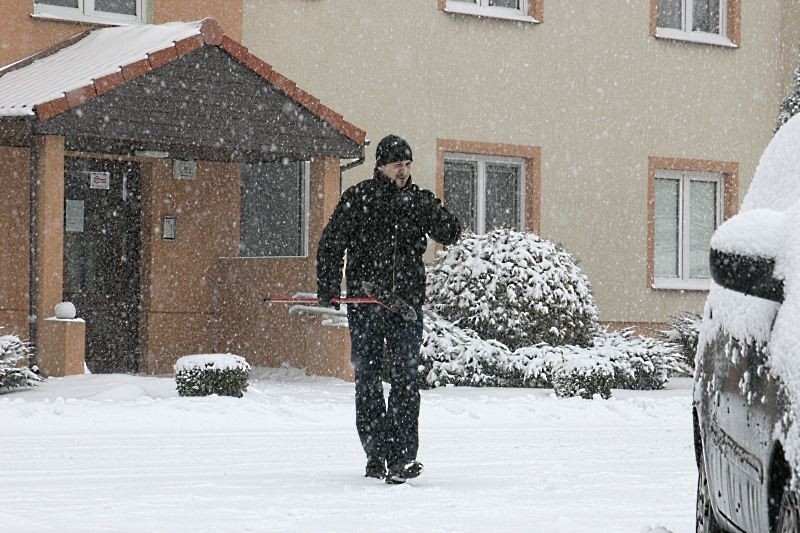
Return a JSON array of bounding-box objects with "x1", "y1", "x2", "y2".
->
[
  {"x1": 28, "y1": 143, "x2": 39, "y2": 363},
  {"x1": 338, "y1": 141, "x2": 369, "y2": 194}
]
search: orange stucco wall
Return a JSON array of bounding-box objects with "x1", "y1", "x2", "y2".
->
[
  {"x1": 153, "y1": 0, "x2": 242, "y2": 41},
  {"x1": 213, "y1": 157, "x2": 353, "y2": 380},
  {"x1": 138, "y1": 159, "x2": 240, "y2": 374},
  {"x1": 0, "y1": 0, "x2": 242, "y2": 68},
  {"x1": 0, "y1": 147, "x2": 31, "y2": 337}
]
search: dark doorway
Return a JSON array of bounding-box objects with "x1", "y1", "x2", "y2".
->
[{"x1": 63, "y1": 158, "x2": 142, "y2": 373}]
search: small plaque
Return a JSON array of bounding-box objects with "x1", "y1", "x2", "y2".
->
[
  {"x1": 173, "y1": 160, "x2": 197, "y2": 180},
  {"x1": 162, "y1": 216, "x2": 177, "y2": 241},
  {"x1": 65, "y1": 200, "x2": 84, "y2": 233},
  {"x1": 89, "y1": 171, "x2": 110, "y2": 190}
]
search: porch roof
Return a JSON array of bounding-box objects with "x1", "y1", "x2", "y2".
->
[{"x1": 0, "y1": 18, "x2": 365, "y2": 161}]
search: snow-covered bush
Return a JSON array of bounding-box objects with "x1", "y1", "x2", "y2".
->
[
  {"x1": 426, "y1": 229, "x2": 598, "y2": 350},
  {"x1": 418, "y1": 312, "x2": 523, "y2": 388},
  {"x1": 552, "y1": 355, "x2": 614, "y2": 399},
  {"x1": 592, "y1": 328, "x2": 688, "y2": 389},
  {"x1": 174, "y1": 354, "x2": 250, "y2": 398},
  {"x1": 0, "y1": 332, "x2": 41, "y2": 391},
  {"x1": 776, "y1": 66, "x2": 800, "y2": 133},
  {"x1": 419, "y1": 315, "x2": 684, "y2": 394},
  {"x1": 655, "y1": 312, "x2": 701, "y2": 376}
]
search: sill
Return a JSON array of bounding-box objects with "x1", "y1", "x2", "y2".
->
[
  {"x1": 30, "y1": 12, "x2": 144, "y2": 27},
  {"x1": 654, "y1": 27, "x2": 737, "y2": 48},
  {"x1": 652, "y1": 278, "x2": 711, "y2": 291},
  {"x1": 444, "y1": 1, "x2": 539, "y2": 24}
]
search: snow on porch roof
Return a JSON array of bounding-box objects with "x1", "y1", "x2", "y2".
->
[{"x1": 0, "y1": 18, "x2": 365, "y2": 145}]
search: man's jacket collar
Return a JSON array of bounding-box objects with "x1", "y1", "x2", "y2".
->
[{"x1": 373, "y1": 168, "x2": 413, "y2": 192}]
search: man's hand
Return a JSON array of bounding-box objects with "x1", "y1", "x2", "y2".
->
[{"x1": 317, "y1": 291, "x2": 340, "y2": 310}]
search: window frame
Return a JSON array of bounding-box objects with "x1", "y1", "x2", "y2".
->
[
  {"x1": 653, "y1": 169, "x2": 723, "y2": 289},
  {"x1": 438, "y1": 0, "x2": 543, "y2": 24},
  {"x1": 444, "y1": 152, "x2": 526, "y2": 234},
  {"x1": 647, "y1": 157, "x2": 738, "y2": 292},
  {"x1": 650, "y1": 0, "x2": 740, "y2": 47},
  {"x1": 436, "y1": 139, "x2": 541, "y2": 236},
  {"x1": 239, "y1": 160, "x2": 310, "y2": 259},
  {"x1": 32, "y1": 0, "x2": 147, "y2": 26}
]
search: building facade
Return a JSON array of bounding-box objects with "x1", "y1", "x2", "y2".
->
[
  {"x1": 241, "y1": 0, "x2": 800, "y2": 331},
  {"x1": 0, "y1": 0, "x2": 364, "y2": 378}
]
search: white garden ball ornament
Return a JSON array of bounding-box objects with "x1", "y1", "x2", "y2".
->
[{"x1": 54, "y1": 301, "x2": 77, "y2": 319}]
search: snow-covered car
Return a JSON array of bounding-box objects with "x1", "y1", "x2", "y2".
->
[{"x1": 693, "y1": 114, "x2": 800, "y2": 532}]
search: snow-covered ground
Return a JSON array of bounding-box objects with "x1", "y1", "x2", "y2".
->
[{"x1": 0, "y1": 369, "x2": 695, "y2": 533}]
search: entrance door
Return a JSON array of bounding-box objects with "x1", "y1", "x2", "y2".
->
[{"x1": 63, "y1": 158, "x2": 142, "y2": 373}]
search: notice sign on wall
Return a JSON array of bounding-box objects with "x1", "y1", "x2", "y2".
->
[
  {"x1": 65, "y1": 200, "x2": 84, "y2": 233},
  {"x1": 89, "y1": 171, "x2": 110, "y2": 189}
]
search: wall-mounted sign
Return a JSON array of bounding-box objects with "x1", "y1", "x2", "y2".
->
[
  {"x1": 89, "y1": 171, "x2": 110, "y2": 190},
  {"x1": 173, "y1": 160, "x2": 197, "y2": 180},
  {"x1": 162, "y1": 216, "x2": 177, "y2": 241},
  {"x1": 65, "y1": 200, "x2": 84, "y2": 233}
]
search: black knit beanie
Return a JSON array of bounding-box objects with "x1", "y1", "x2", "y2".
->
[{"x1": 375, "y1": 134, "x2": 413, "y2": 167}]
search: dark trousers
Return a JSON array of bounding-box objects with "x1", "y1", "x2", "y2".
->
[{"x1": 347, "y1": 304, "x2": 423, "y2": 469}]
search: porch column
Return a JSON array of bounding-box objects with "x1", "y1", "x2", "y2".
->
[
  {"x1": 30, "y1": 135, "x2": 65, "y2": 343},
  {"x1": 306, "y1": 156, "x2": 342, "y2": 274},
  {"x1": 304, "y1": 156, "x2": 353, "y2": 381}
]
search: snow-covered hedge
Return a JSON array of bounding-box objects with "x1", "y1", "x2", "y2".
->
[
  {"x1": 655, "y1": 312, "x2": 701, "y2": 376},
  {"x1": 419, "y1": 313, "x2": 523, "y2": 388},
  {"x1": 426, "y1": 229, "x2": 598, "y2": 350},
  {"x1": 174, "y1": 354, "x2": 250, "y2": 398},
  {"x1": 419, "y1": 314, "x2": 686, "y2": 397},
  {"x1": 0, "y1": 332, "x2": 41, "y2": 391},
  {"x1": 552, "y1": 355, "x2": 614, "y2": 400}
]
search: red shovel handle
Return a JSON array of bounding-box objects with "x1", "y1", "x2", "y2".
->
[{"x1": 264, "y1": 297, "x2": 380, "y2": 305}]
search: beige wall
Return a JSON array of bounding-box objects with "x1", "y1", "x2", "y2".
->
[
  {"x1": 0, "y1": 147, "x2": 30, "y2": 337},
  {"x1": 243, "y1": 0, "x2": 800, "y2": 325},
  {"x1": 0, "y1": 0, "x2": 242, "y2": 68}
]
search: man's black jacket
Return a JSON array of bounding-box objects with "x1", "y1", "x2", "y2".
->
[{"x1": 317, "y1": 170, "x2": 461, "y2": 308}]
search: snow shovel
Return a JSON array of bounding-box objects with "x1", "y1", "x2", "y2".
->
[{"x1": 263, "y1": 283, "x2": 417, "y2": 322}]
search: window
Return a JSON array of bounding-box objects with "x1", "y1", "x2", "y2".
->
[
  {"x1": 444, "y1": 154, "x2": 524, "y2": 234},
  {"x1": 653, "y1": 170, "x2": 721, "y2": 288},
  {"x1": 33, "y1": 0, "x2": 147, "y2": 25},
  {"x1": 439, "y1": 0, "x2": 542, "y2": 23},
  {"x1": 239, "y1": 160, "x2": 309, "y2": 258},
  {"x1": 438, "y1": 139, "x2": 540, "y2": 235},
  {"x1": 647, "y1": 157, "x2": 738, "y2": 291},
  {"x1": 652, "y1": 0, "x2": 740, "y2": 46}
]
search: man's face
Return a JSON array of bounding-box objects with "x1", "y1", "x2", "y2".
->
[{"x1": 378, "y1": 160, "x2": 412, "y2": 188}]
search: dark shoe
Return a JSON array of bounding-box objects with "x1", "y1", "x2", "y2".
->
[
  {"x1": 365, "y1": 458, "x2": 386, "y2": 479},
  {"x1": 385, "y1": 460, "x2": 423, "y2": 484}
]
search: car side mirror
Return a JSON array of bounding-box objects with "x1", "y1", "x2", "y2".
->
[{"x1": 709, "y1": 248, "x2": 784, "y2": 303}]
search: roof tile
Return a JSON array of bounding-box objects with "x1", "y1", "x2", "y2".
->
[
  {"x1": 93, "y1": 71, "x2": 125, "y2": 96},
  {"x1": 220, "y1": 36, "x2": 249, "y2": 64},
  {"x1": 65, "y1": 84, "x2": 97, "y2": 108},
  {"x1": 200, "y1": 18, "x2": 224, "y2": 46},
  {"x1": 34, "y1": 96, "x2": 69, "y2": 122},
  {"x1": 148, "y1": 46, "x2": 178, "y2": 69},
  {"x1": 175, "y1": 35, "x2": 204, "y2": 57},
  {"x1": 121, "y1": 59, "x2": 152, "y2": 82}
]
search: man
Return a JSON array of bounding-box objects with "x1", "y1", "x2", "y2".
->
[{"x1": 317, "y1": 134, "x2": 461, "y2": 484}]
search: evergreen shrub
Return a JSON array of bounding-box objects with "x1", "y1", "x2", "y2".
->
[
  {"x1": 777, "y1": 66, "x2": 800, "y2": 133},
  {"x1": 0, "y1": 331, "x2": 41, "y2": 391},
  {"x1": 419, "y1": 315, "x2": 685, "y2": 395},
  {"x1": 552, "y1": 355, "x2": 614, "y2": 400},
  {"x1": 175, "y1": 354, "x2": 250, "y2": 398},
  {"x1": 426, "y1": 229, "x2": 598, "y2": 350},
  {"x1": 655, "y1": 312, "x2": 701, "y2": 376}
]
